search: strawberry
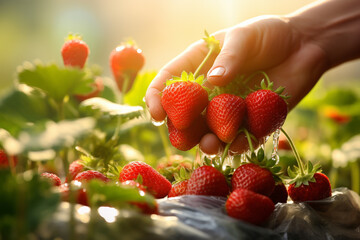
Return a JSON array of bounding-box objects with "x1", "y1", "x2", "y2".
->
[
  {"x1": 278, "y1": 133, "x2": 291, "y2": 151},
  {"x1": 167, "y1": 115, "x2": 209, "y2": 151},
  {"x1": 282, "y1": 129, "x2": 332, "y2": 202},
  {"x1": 186, "y1": 165, "x2": 230, "y2": 197},
  {"x1": 161, "y1": 72, "x2": 209, "y2": 130},
  {"x1": 168, "y1": 180, "x2": 189, "y2": 198},
  {"x1": 74, "y1": 170, "x2": 110, "y2": 183},
  {"x1": 0, "y1": 149, "x2": 17, "y2": 169},
  {"x1": 75, "y1": 77, "x2": 104, "y2": 102},
  {"x1": 245, "y1": 89, "x2": 288, "y2": 139},
  {"x1": 67, "y1": 160, "x2": 84, "y2": 182},
  {"x1": 41, "y1": 172, "x2": 62, "y2": 186},
  {"x1": 61, "y1": 34, "x2": 89, "y2": 69},
  {"x1": 288, "y1": 172, "x2": 331, "y2": 202},
  {"x1": 109, "y1": 43, "x2": 145, "y2": 93},
  {"x1": 206, "y1": 94, "x2": 246, "y2": 143},
  {"x1": 59, "y1": 183, "x2": 89, "y2": 206},
  {"x1": 231, "y1": 163, "x2": 275, "y2": 196},
  {"x1": 269, "y1": 182, "x2": 288, "y2": 204},
  {"x1": 119, "y1": 161, "x2": 172, "y2": 199},
  {"x1": 226, "y1": 188, "x2": 275, "y2": 225}
]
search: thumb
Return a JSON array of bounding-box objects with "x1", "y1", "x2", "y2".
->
[{"x1": 207, "y1": 27, "x2": 256, "y2": 86}]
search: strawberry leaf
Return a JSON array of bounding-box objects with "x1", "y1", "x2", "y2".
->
[
  {"x1": 17, "y1": 61, "x2": 93, "y2": 102},
  {"x1": 80, "y1": 97, "x2": 143, "y2": 120},
  {"x1": 0, "y1": 118, "x2": 95, "y2": 157}
]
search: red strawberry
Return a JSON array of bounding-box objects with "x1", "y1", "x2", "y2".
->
[
  {"x1": 278, "y1": 133, "x2": 291, "y2": 151},
  {"x1": 67, "y1": 160, "x2": 84, "y2": 182},
  {"x1": 75, "y1": 77, "x2": 104, "y2": 102},
  {"x1": 109, "y1": 43, "x2": 145, "y2": 93},
  {"x1": 74, "y1": 170, "x2": 110, "y2": 183},
  {"x1": 206, "y1": 93, "x2": 246, "y2": 143},
  {"x1": 61, "y1": 34, "x2": 89, "y2": 69},
  {"x1": 288, "y1": 172, "x2": 331, "y2": 202},
  {"x1": 168, "y1": 180, "x2": 189, "y2": 198},
  {"x1": 0, "y1": 149, "x2": 17, "y2": 169},
  {"x1": 231, "y1": 163, "x2": 275, "y2": 196},
  {"x1": 245, "y1": 89, "x2": 288, "y2": 139},
  {"x1": 41, "y1": 172, "x2": 62, "y2": 186},
  {"x1": 186, "y1": 165, "x2": 230, "y2": 197},
  {"x1": 119, "y1": 161, "x2": 172, "y2": 198},
  {"x1": 59, "y1": 183, "x2": 89, "y2": 206},
  {"x1": 226, "y1": 188, "x2": 275, "y2": 225},
  {"x1": 161, "y1": 73, "x2": 209, "y2": 130},
  {"x1": 167, "y1": 115, "x2": 209, "y2": 151},
  {"x1": 269, "y1": 182, "x2": 288, "y2": 204}
]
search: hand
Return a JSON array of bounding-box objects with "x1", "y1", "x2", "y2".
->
[{"x1": 145, "y1": 0, "x2": 360, "y2": 155}]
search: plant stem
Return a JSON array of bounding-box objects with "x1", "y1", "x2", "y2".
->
[
  {"x1": 119, "y1": 73, "x2": 131, "y2": 104},
  {"x1": 243, "y1": 70, "x2": 271, "y2": 85},
  {"x1": 280, "y1": 128, "x2": 305, "y2": 175},
  {"x1": 220, "y1": 142, "x2": 231, "y2": 167},
  {"x1": 194, "y1": 46, "x2": 217, "y2": 79},
  {"x1": 243, "y1": 128, "x2": 254, "y2": 153}
]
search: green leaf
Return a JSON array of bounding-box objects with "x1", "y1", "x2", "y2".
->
[
  {"x1": 1, "y1": 118, "x2": 96, "y2": 156},
  {"x1": 124, "y1": 71, "x2": 157, "y2": 107},
  {"x1": 80, "y1": 97, "x2": 143, "y2": 120},
  {"x1": 86, "y1": 180, "x2": 155, "y2": 209},
  {"x1": 17, "y1": 61, "x2": 93, "y2": 102}
]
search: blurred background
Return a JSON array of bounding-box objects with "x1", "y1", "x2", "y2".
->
[{"x1": 1, "y1": 0, "x2": 360, "y2": 93}]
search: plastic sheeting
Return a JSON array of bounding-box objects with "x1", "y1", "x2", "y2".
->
[{"x1": 36, "y1": 188, "x2": 360, "y2": 240}]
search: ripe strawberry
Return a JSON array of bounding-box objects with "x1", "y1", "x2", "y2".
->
[
  {"x1": 119, "y1": 161, "x2": 172, "y2": 198},
  {"x1": 75, "y1": 77, "x2": 104, "y2": 102},
  {"x1": 168, "y1": 180, "x2": 189, "y2": 198},
  {"x1": 288, "y1": 172, "x2": 331, "y2": 202},
  {"x1": 226, "y1": 188, "x2": 275, "y2": 225},
  {"x1": 74, "y1": 170, "x2": 110, "y2": 183},
  {"x1": 59, "y1": 183, "x2": 89, "y2": 206},
  {"x1": 186, "y1": 165, "x2": 230, "y2": 197},
  {"x1": 167, "y1": 115, "x2": 209, "y2": 151},
  {"x1": 245, "y1": 89, "x2": 288, "y2": 139},
  {"x1": 161, "y1": 72, "x2": 209, "y2": 130},
  {"x1": 231, "y1": 163, "x2": 275, "y2": 196},
  {"x1": 67, "y1": 160, "x2": 84, "y2": 182},
  {"x1": 0, "y1": 149, "x2": 17, "y2": 169},
  {"x1": 269, "y1": 182, "x2": 288, "y2": 204},
  {"x1": 61, "y1": 34, "x2": 89, "y2": 69},
  {"x1": 206, "y1": 94, "x2": 246, "y2": 143},
  {"x1": 109, "y1": 43, "x2": 145, "y2": 93},
  {"x1": 41, "y1": 172, "x2": 62, "y2": 186}
]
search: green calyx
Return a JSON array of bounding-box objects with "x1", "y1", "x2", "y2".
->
[
  {"x1": 281, "y1": 128, "x2": 322, "y2": 187},
  {"x1": 165, "y1": 71, "x2": 205, "y2": 86},
  {"x1": 203, "y1": 30, "x2": 221, "y2": 56},
  {"x1": 172, "y1": 166, "x2": 192, "y2": 184},
  {"x1": 65, "y1": 32, "x2": 83, "y2": 42},
  {"x1": 287, "y1": 161, "x2": 321, "y2": 187},
  {"x1": 247, "y1": 148, "x2": 283, "y2": 182}
]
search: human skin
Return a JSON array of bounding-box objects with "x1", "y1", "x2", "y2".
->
[{"x1": 145, "y1": 0, "x2": 360, "y2": 155}]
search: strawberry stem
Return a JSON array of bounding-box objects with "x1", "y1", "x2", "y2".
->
[
  {"x1": 243, "y1": 128, "x2": 255, "y2": 153},
  {"x1": 280, "y1": 128, "x2": 305, "y2": 176},
  {"x1": 243, "y1": 71, "x2": 271, "y2": 86},
  {"x1": 193, "y1": 47, "x2": 215, "y2": 79},
  {"x1": 119, "y1": 73, "x2": 131, "y2": 104},
  {"x1": 220, "y1": 142, "x2": 231, "y2": 167}
]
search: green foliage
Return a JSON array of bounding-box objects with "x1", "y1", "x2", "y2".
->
[
  {"x1": 0, "y1": 170, "x2": 60, "y2": 239},
  {"x1": 17, "y1": 61, "x2": 94, "y2": 102}
]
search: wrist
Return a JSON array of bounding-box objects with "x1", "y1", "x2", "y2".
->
[{"x1": 287, "y1": 0, "x2": 360, "y2": 70}]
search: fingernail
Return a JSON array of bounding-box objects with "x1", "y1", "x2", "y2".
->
[{"x1": 208, "y1": 67, "x2": 225, "y2": 77}]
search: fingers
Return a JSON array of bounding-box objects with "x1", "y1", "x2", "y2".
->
[{"x1": 207, "y1": 26, "x2": 256, "y2": 86}]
